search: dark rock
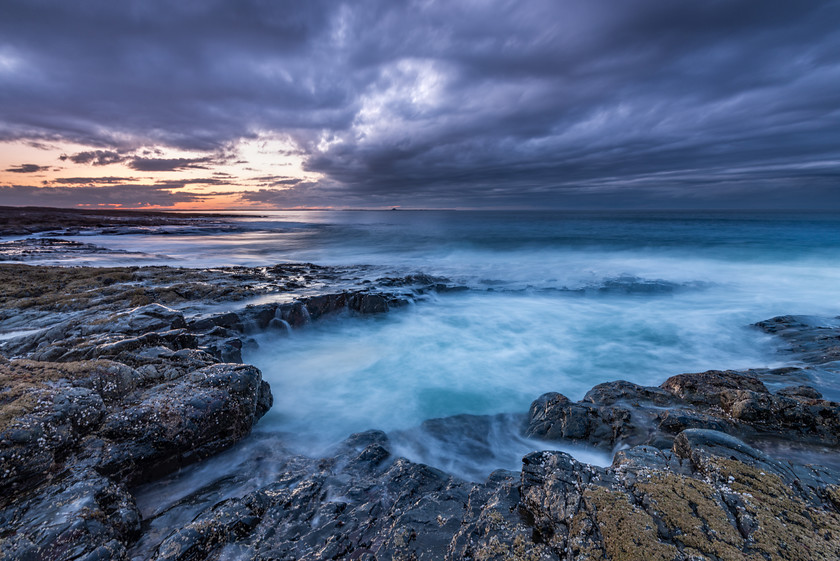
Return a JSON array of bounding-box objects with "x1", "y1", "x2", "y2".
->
[
  {"x1": 108, "y1": 303, "x2": 187, "y2": 334},
  {"x1": 583, "y1": 379, "x2": 679, "y2": 407},
  {"x1": 147, "y1": 430, "x2": 553, "y2": 561},
  {"x1": 303, "y1": 293, "x2": 348, "y2": 319},
  {"x1": 200, "y1": 336, "x2": 243, "y2": 363},
  {"x1": 188, "y1": 311, "x2": 242, "y2": 332},
  {"x1": 661, "y1": 369, "x2": 768, "y2": 407},
  {"x1": 519, "y1": 430, "x2": 840, "y2": 560},
  {"x1": 527, "y1": 370, "x2": 840, "y2": 451},
  {"x1": 755, "y1": 314, "x2": 840, "y2": 364},
  {"x1": 0, "y1": 385, "x2": 105, "y2": 500},
  {"x1": 97, "y1": 364, "x2": 269, "y2": 485},
  {"x1": 348, "y1": 292, "x2": 390, "y2": 314},
  {"x1": 0, "y1": 469, "x2": 140, "y2": 561},
  {"x1": 777, "y1": 384, "x2": 823, "y2": 399},
  {"x1": 92, "y1": 329, "x2": 198, "y2": 359}
]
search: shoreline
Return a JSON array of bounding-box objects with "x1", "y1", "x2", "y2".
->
[
  {"x1": 1, "y1": 262, "x2": 839, "y2": 559},
  {"x1": 0, "y1": 206, "x2": 248, "y2": 237}
]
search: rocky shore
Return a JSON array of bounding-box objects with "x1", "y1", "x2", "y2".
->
[
  {"x1": 0, "y1": 207, "x2": 241, "y2": 238},
  {"x1": 1, "y1": 263, "x2": 839, "y2": 560}
]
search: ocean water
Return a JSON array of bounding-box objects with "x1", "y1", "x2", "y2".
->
[{"x1": 40, "y1": 211, "x2": 840, "y2": 477}]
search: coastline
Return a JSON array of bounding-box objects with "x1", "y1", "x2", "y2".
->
[{"x1": 1, "y1": 261, "x2": 839, "y2": 560}]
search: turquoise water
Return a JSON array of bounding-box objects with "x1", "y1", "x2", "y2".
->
[{"x1": 55, "y1": 210, "x2": 840, "y2": 474}]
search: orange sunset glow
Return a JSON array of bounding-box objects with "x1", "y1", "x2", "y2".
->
[{"x1": 0, "y1": 134, "x2": 324, "y2": 210}]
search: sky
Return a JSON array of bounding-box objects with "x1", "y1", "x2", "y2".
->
[{"x1": 1, "y1": 0, "x2": 839, "y2": 210}]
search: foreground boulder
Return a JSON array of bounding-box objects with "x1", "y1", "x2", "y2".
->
[{"x1": 0, "y1": 356, "x2": 271, "y2": 559}]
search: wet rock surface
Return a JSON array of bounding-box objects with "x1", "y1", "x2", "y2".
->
[
  {"x1": 2, "y1": 262, "x2": 840, "y2": 560},
  {"x1": 526, "y1": 368, "x2": 840, "y2": 452},
  {"x1": 133, "y1": 426, "x2": 840, "y2": 561},
  {"x1": 756, "y1": 314, "x2": 840, "y2": 364}
]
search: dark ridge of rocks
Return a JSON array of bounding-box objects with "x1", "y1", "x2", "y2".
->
[
  {"x1": 192, "y1": 291, "x2": 411, "y2": 335},
  {"x1": 0, "y1": 263, "x2": 354, "y2": 316},
  {"x1": 755, "y1": 314, "x2": 840, "y2": 364},
  {"x1": 0, "y1": 238, "x2": 136, "y2": 261},
  {"x1": 526, "y1": 369, "x2": 840, "y2": 452},
  {"x1": 144, "y1": 429, "x2": 558, "y2": 561},
  {"x1": 0, "y1": 206, "x2": 240, "y2": 237}
]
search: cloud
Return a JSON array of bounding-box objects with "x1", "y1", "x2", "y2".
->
[
  {"x1": 250, "y1": 175, "x2": 303, "y2": 187},
  {"x1": 5, "y1": 163, "x2": 51, "y2": 173},
  {"x1": 0, "y1": 184, "x2": 230, "y2": 207},
  {"x1": 127, "y1": 157, "x2": 214, "y2": 172},
  {"x1": 153, "y1": 177, "x2": 231, "y2": 188},
  {"x1": 48, "y1": 176, "x2": 133, "y2": 184},
  {"x1": 2, "y1": 0, "x2": 839, "y2": 208},
  {"x1": 238, "y1": 182, "x2": 320, "y2": 206},
  {"x1": 60, "y1": 150, "x2": 125, "y2": 165}
]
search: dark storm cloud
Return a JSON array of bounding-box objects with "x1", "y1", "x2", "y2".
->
[
  {"x1": 5, "y1": 164, "x2": 51, "y2": 173},
  {"x1": 238, "y1": 182, "x2": 320, "y2": 206},
  {"x1": 127, "y1": 157, "x2": 214, "y2": 172},
  {"x1": 60, "y1": 150, "x2": 126, "y2": 166},
  {"x1": 2, "y1": 0, "x2": 839, "y2": 207},
  {"x1": 49, "y1": 177, "x2": 134, "y2": 185},
  {"x1": 153, "y1": 178, "x2": 231, "y2": 188},
  {"x1": 0, "y1": 184, "x2": 229, "y2": 207},
  {"x1": 58, "y1": 149, "x2": 223, "y2": 172},
  {"x1": 250, "y1": 175, "x2": 303, "y2": 187}
]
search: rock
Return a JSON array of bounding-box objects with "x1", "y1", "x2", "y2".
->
[
  {"x1": 146, "y1": 430, "x2": 554, "y2": 561},
  {"x1": 200, "y1": 336, "x2": 243, "y2": 363},
  {"x1": 347, "y1": 292, "x2": 407, "y2": 314},
  {"x1": 448, "y1": 470, "x2": 558, "y2": 561},
  {"x1": 303, "y1": 293, "x2": 348, "y2": 319},
  {"x1": 755, "y1": 314, "x2": 840, "y2": 364},
  {"x1": 0, "y1": 469, "x2": 140, "y2": 561},
  {"x1": 661, "y1": 369, "x2": 769, "y2": 407},
  {"x1": 97, "y1": 364, "x2": 270, "y2": 484},
  {"x1": 0, "y1": 385, "x2": 105, "y2": 500},
  {"x1": 583, "y1": 379, "x2": 679, "y2": 407},
  {"x1": 777, "y1": 384, "x2": 823, "y2": 399},
  {"x1": 527, "y1": 370, "x2": 840, "y2": 451},
  {"x1": 104, "y1": 304, "x2": 187, "y2": 335},
  {"x1": 520, "y1": 430, "x2": 840, "y2": 560}
]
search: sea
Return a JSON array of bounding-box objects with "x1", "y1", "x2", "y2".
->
[{"x1": 13, "y1": 209, "x2": 840, "y2": 546}]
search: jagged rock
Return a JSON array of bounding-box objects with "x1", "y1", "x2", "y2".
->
[
  {"x1": 526, "y1": 370, "x2": 840, "y2": 451},
  {"x1": 102, "y1": 304, "x2": 187, "y2": 335},
  {"x1": 0, "y1": 468, "x2": 140, "y2": 561},
  {"x1": 520, "y1": 430, "x2": 840, "y2": 560},
  {"x1": 661, "y1": 369, "x2": 768, "y2": 407},
  {"x1": 755, "y1": 314, "x2": 840, "y2": 364},
  {"x1": 97, "y1": 364, "x2": 270, "y2": 484},
  {"x1": 448, "y1": 469, "x2": 559, "y2": 561},
  {"x1": 200, "y1": 336, "x2": 243, "y2": 363},
  {"x1": 0, "y1": 383, "x2": 105, "y2": 500},
  {"x1": 146, "y1": 430, "x2": 554, "y2": 561},
  {"x1": 0, "y1": 356, "x2": 272, "y2": 560}
]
